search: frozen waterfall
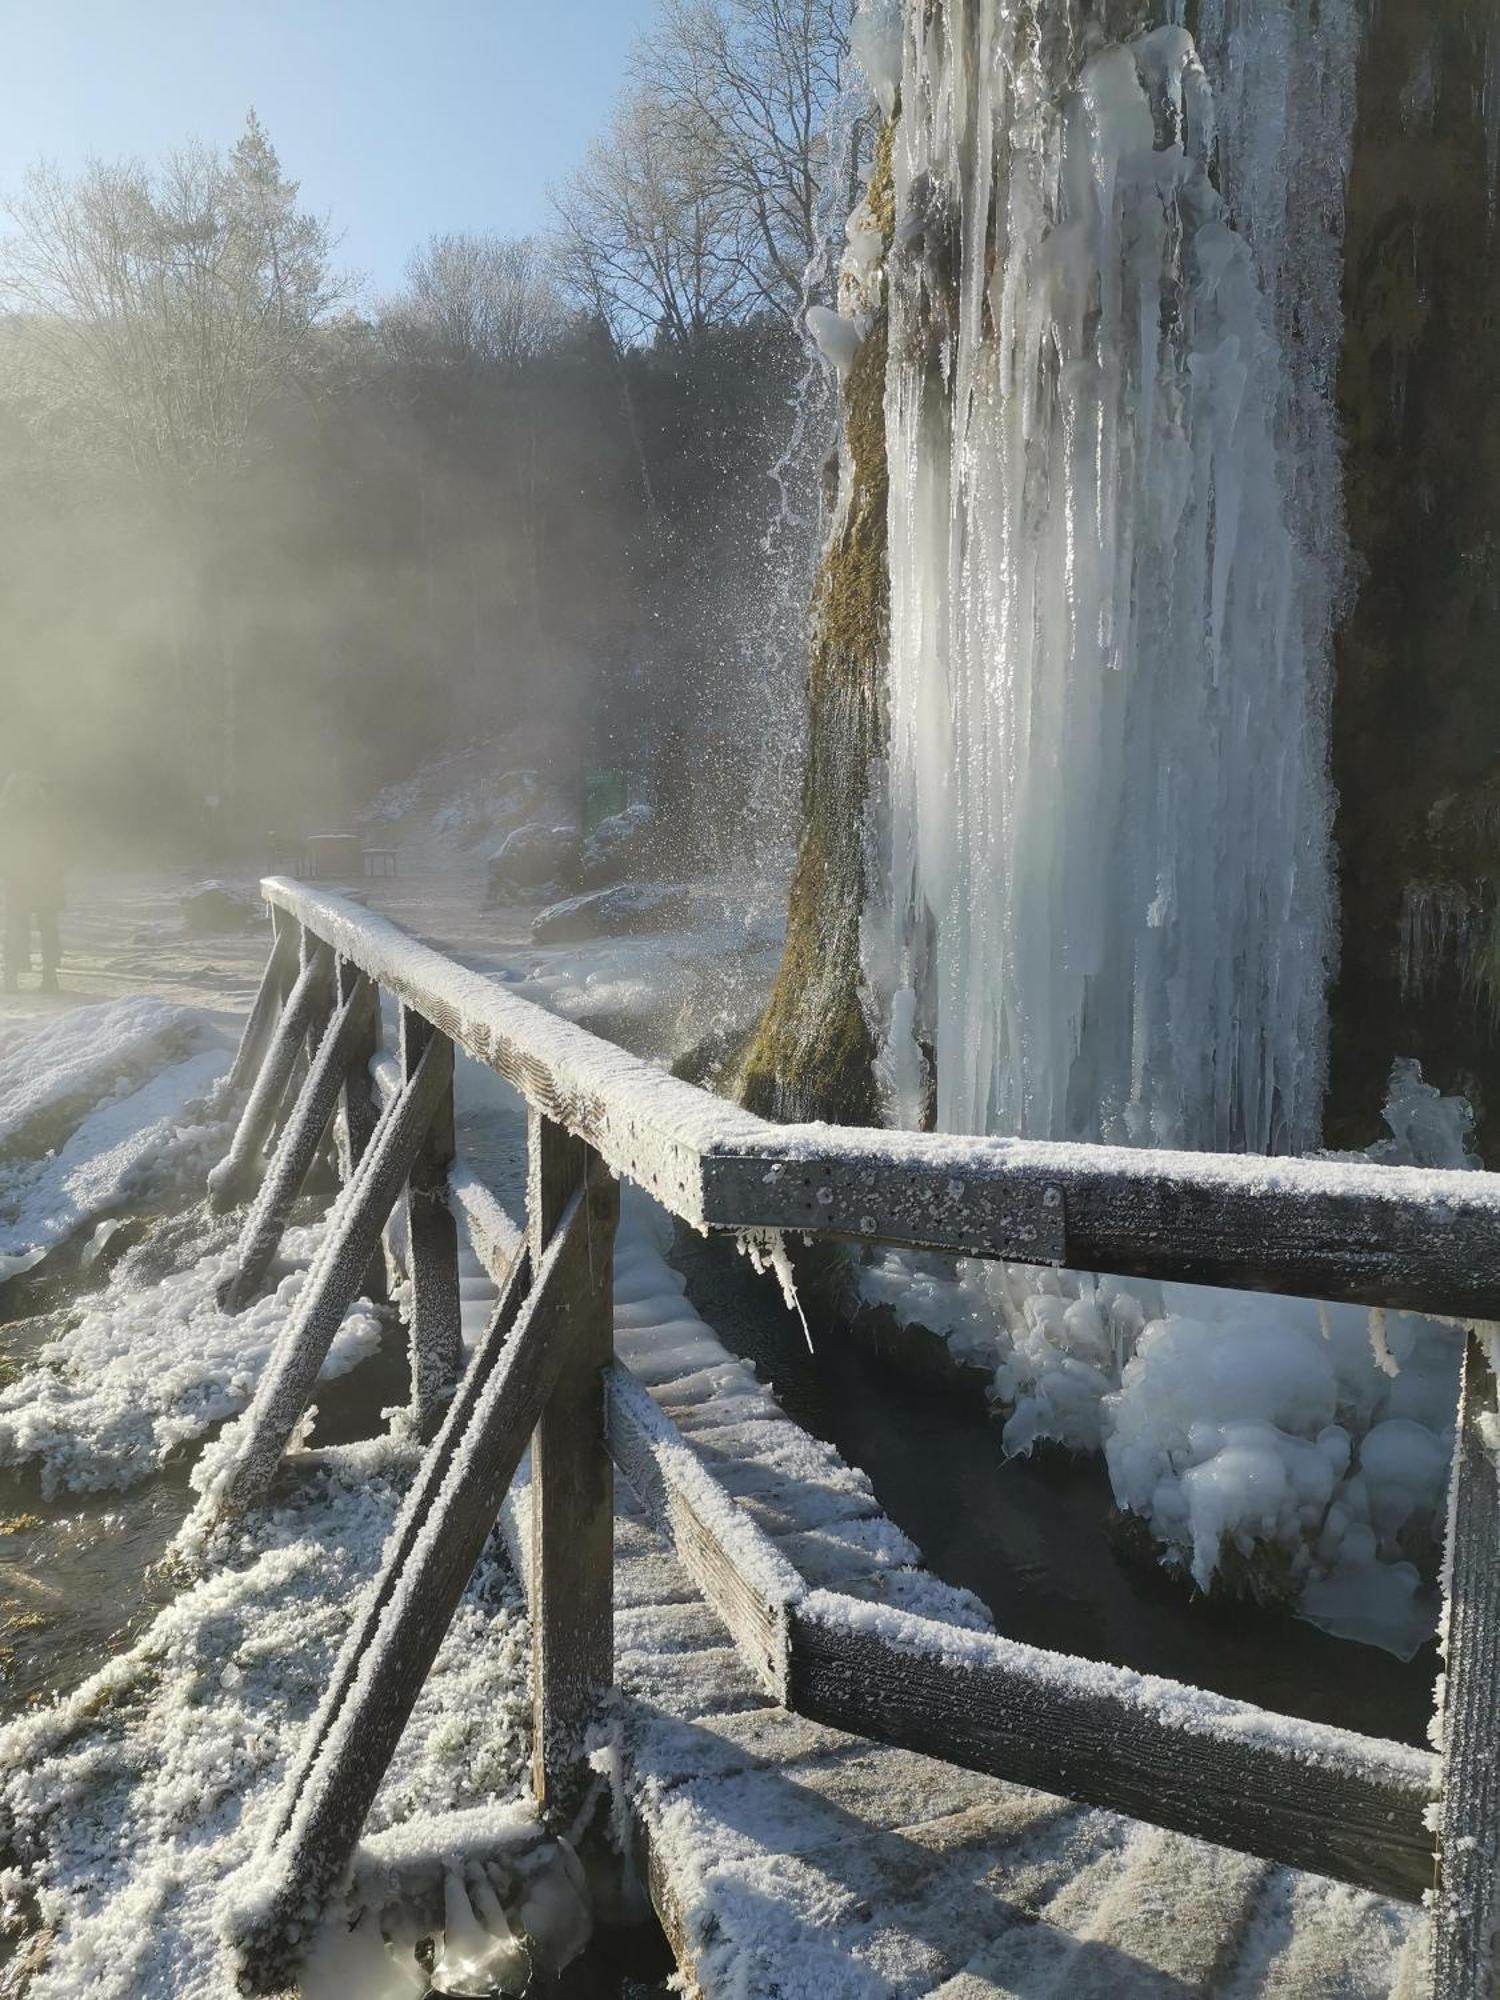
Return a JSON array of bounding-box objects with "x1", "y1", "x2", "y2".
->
[{"x1": 869, "y1": 1, "x2": 1340, "y2": 1153}]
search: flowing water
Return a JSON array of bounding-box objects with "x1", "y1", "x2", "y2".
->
[{"x1": 674, "y1": 1231, "x2": 1438, "y2": 1751}]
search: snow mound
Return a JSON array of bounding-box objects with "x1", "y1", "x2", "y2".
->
[
  {"x1": 0, "y1": 1223, "x2": 380, "y2": 1494},
  {"x1": 0, "y1": 997, "x2": 200, "y2": 1160},
  {"x1": 0, "y1": 1046, "x2": 228, "y2": 1283}
]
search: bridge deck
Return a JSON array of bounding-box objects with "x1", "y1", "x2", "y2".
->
[{"x1": 484, "y1": 1203, "x2": 1428, "y2": 1997}]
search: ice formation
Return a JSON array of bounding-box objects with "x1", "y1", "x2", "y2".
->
[
  {"x1": 869, "y1": 2, "x2": 1338, "y2": 1152},
  {"x1": 862, "y1": 1059, "x2": 1473, "y2": 1657}
]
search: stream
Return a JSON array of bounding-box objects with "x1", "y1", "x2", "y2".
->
[{"x1": 670, "y1": 1231, "x2": 1440, "y2": 1752}]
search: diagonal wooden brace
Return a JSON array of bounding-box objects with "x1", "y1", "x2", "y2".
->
[
  {"x1": 235, "y1": 1169, "x2": 615, "y2": 1992},
  {"x1": 207, "y1": 1037, "x2": 451, "y2": 1519},
  {"x1": 218, "y1": 974, "x2": 379, "y2": 1313},
  {"x1": 262, "y1": 1239, "x2": 533, "y2": 1858},
  {"x1": 223, "y1": 917, "x2": 299, "y2": 1099},
  {"x1": 209, "y1": 941, "x2": 335, "y2": 1212}
]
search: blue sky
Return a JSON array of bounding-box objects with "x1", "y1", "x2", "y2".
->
[{"x1": 0, "y1": 0, "x2": 661, "y2": 299}]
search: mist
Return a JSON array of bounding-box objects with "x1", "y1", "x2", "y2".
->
[{"x1": 0, "y1": 106, "x2": 832, "y2": 877}]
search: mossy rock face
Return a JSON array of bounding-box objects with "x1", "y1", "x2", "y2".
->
[
  {"x1": 739, "y1": 128, "x2": 896, "y2": 1126},
  {"x1": 1326, "y1": 0, "x2": 1500, "y2": 1153}
]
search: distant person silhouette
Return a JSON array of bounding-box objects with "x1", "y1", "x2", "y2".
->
[{"x1": 1, "y1": 771, "x2": 65, "y2": 994}]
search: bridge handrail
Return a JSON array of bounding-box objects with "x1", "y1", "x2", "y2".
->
[
  {"x1": 229, "y1": 877, "x2": 1499, "y2": 1998},
  {"x1": 263, "y1": 874, "x2": 1500, "y2": 1316}
]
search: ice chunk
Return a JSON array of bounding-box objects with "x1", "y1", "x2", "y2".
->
[{"x1": 805, "y1": 304, "x2": 866, "y2": 377}]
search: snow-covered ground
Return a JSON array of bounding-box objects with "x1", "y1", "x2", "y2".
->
[{"x1": 0, "y1": 767, "x2": 1465, "y2": 1989}]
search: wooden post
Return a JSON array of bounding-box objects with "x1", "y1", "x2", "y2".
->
[
  {"x1": 224, "y1": 915, "x2": 298, "y2": 1097},
  {"x1": 401, "y1": 1008, "x2": 463, "y2": 1438},
  {"x1": 528, "y1": 1109, "x2": 616, "y2": 1823},
  {"x1": 1432, "y1": 1331, "x2": 1500, "y2": 1997},
  {"x1": 208, "y1": 1039, "x2": 449, "y2": 1518},
  {"x1": 337, "y1": 956, "x2": 386, "y2": 1303},
  {"x1": 209, "y1": 940, "x2": 334, "y2": 1211},
  {"x1": 238, "y1": 1185, "x2": 600, "y2": 1992},
  {"x1": 335, "y1": 956, "x2": 381, "y2": 1180}
]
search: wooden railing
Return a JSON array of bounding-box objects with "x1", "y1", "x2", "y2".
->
[{"x1": 215, "y1": 878, "x2": 1499, "y2": 1995}]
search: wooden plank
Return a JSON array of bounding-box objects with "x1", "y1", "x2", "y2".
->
[
  {"x1": 217, "y1": 975, "x2": 377, "y2": 1312},
  {"x1": 208, "y1": 940, "x2": 334, "y2": 1211},
  {"x1": 224, "y1": 917, "x2": 299, "y2": 1096},
  {"x1": 263, "y1": 1237, "x2": 534, "y2": 1855},
  {"x1": 528, "y1": 1111, "x2": 615, "y2": 1822},
  {"x1": 334, "y1": 954, "x2": 386, "y2": 1303},
  {"x1": 260, "y1": 879, "x2": 1500, "y2": 1317},
  {"x1": 234, "y1": 1181, "x2": 603, "y2": 1992},
  {"x1": 1432, "y1": 1331, "x2": 1500, "y2": 1997},
  {"x1": 207, "y1": 1039, "x2": 448, "y2": 1519},
  {"x1": 606, "y1": 1364, "x2": 801, "y2": 1700},
  {"x1": 334, "y1": 955, "x2": 382, "y2": 1180},
  {"x1": 448, "y1": 1159, "x2": 524, "y2": 1284},
  {"x1": 785, "y1": 1596, "x2": 1436, "y2": 1905},
  {"x1": 400, "y1": 1009, "x2": 463, "y2": 1438},
  {"x1": 700, "y1": 1143, "x2": 1500, "y2": 1316}
]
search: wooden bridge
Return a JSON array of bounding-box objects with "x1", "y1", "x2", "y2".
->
[{"x1": 204, "y1": 877, "x2": 1500, "y2": 1995}]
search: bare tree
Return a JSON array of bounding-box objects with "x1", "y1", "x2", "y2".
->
[
  {"x1": 0, "y1": 113, "x2": 343, "y2": 806},
  {"x1": 632, "y1": 0, "x2": 858, "y2": 324},
  {"x1": 380, "y1": 231, "x2": 565, "y2": 372},
  {"x1": 550, "y1": 85, "x2": 755, "y2": 350},
  {"x1": 0, "y1": 113, "x2": 342, "y2": 480}
]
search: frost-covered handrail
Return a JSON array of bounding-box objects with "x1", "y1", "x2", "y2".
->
[{"x1": 264, "y1": 878, "x2": 1500, "y2": 1316}]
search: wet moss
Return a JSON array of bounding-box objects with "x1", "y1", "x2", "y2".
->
[{"x1": 739, "y1": 127, "x2": 897, "y2": 1124}]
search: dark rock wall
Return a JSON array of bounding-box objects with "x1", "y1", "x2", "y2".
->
[{"x1": 1327, "y1": 0, "x2": 1500, "y2": 1153}]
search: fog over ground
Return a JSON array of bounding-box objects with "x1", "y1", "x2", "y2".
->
[{"x1": 0, "y1": 0, "x2": 864, "y2": 870}]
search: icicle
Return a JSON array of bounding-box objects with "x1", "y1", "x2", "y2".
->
[
  {"x1": 737, "y1": 1229, "x2": 815, "y2": 1352},
  {"x1": 429, "y1": 1868, "x2": 527, "y2": 1997},
  {"x1": 874, "y1": 0, "x2": 1344, "y2": 1154},
  {"x1": 1367, "y1": 1307, "x2": 1399, "y2": 1379}
]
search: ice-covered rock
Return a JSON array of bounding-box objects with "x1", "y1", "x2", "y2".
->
[
  {"x1": 530, "y1": 882, "x2": 693, "y2": 945},
  {"x1": 805, "y1": 304, "x2": 866, "y2": 377},
  {"x1": 486, "y1": 823, "x2": 579, "y2": 900},
  {"x1": 179, "y1": 881, "x2": 264, "y2": 936},
  {"x1": 580, "y1": 799, "x2": 656, "y2": 888}
]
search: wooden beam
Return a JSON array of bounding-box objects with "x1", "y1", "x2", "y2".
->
[
  {"x1": 235, "y1": 1181, "x2": 603, "y2": 1992},
  {"x1": 1432, "y1": 1332, "x2": 1500, "y2": 1996},
  {"x1": 699, "y1": 1140, "x2": 1500, "y2": 1316},
  {"x1": 209, "y1": 941, "x2": 334, "y2": 1212},
  {"x1": 448, "y1": 1159, "x2": 524, "y2": 1285},
  {"x1": 400, "y1": 1008, "x2": 463, "y2": 1439},
  {"x1": 606, "y1": 1363, "x2": 799, "y2": 1700},
  {"x1": 528, "y1": 1112, "x2": 615, "y2": 1823},
  {"x1": 334, "y1": 954, "x2": 387, "y2": 1304},
  {"x1": 259, "y1": 881, "x2": 1500, "y2": 1317},
  {"x1": 217, "y1": 975, "x2": 377, "y2": 1312},
  {"x1": 786, "y1": 1594, "x2": 1436, "y2": 1904},
  {"x1": 207, "y1": 1038, "x2": 448, "y2": 1519},
  {"x1": 262, "y1": 1237, "x2": 534, "y2": 1857},
  {"x1": 334, "y1": 955, "x2": 382, "y2": 1180},
  {"x1": 224, "y1": 917, "x2": 299, "y2": 1097}
]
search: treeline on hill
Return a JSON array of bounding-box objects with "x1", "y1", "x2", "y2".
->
[{"x1": 0, "y1": 0, "x2": 866, "y2": 863}]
